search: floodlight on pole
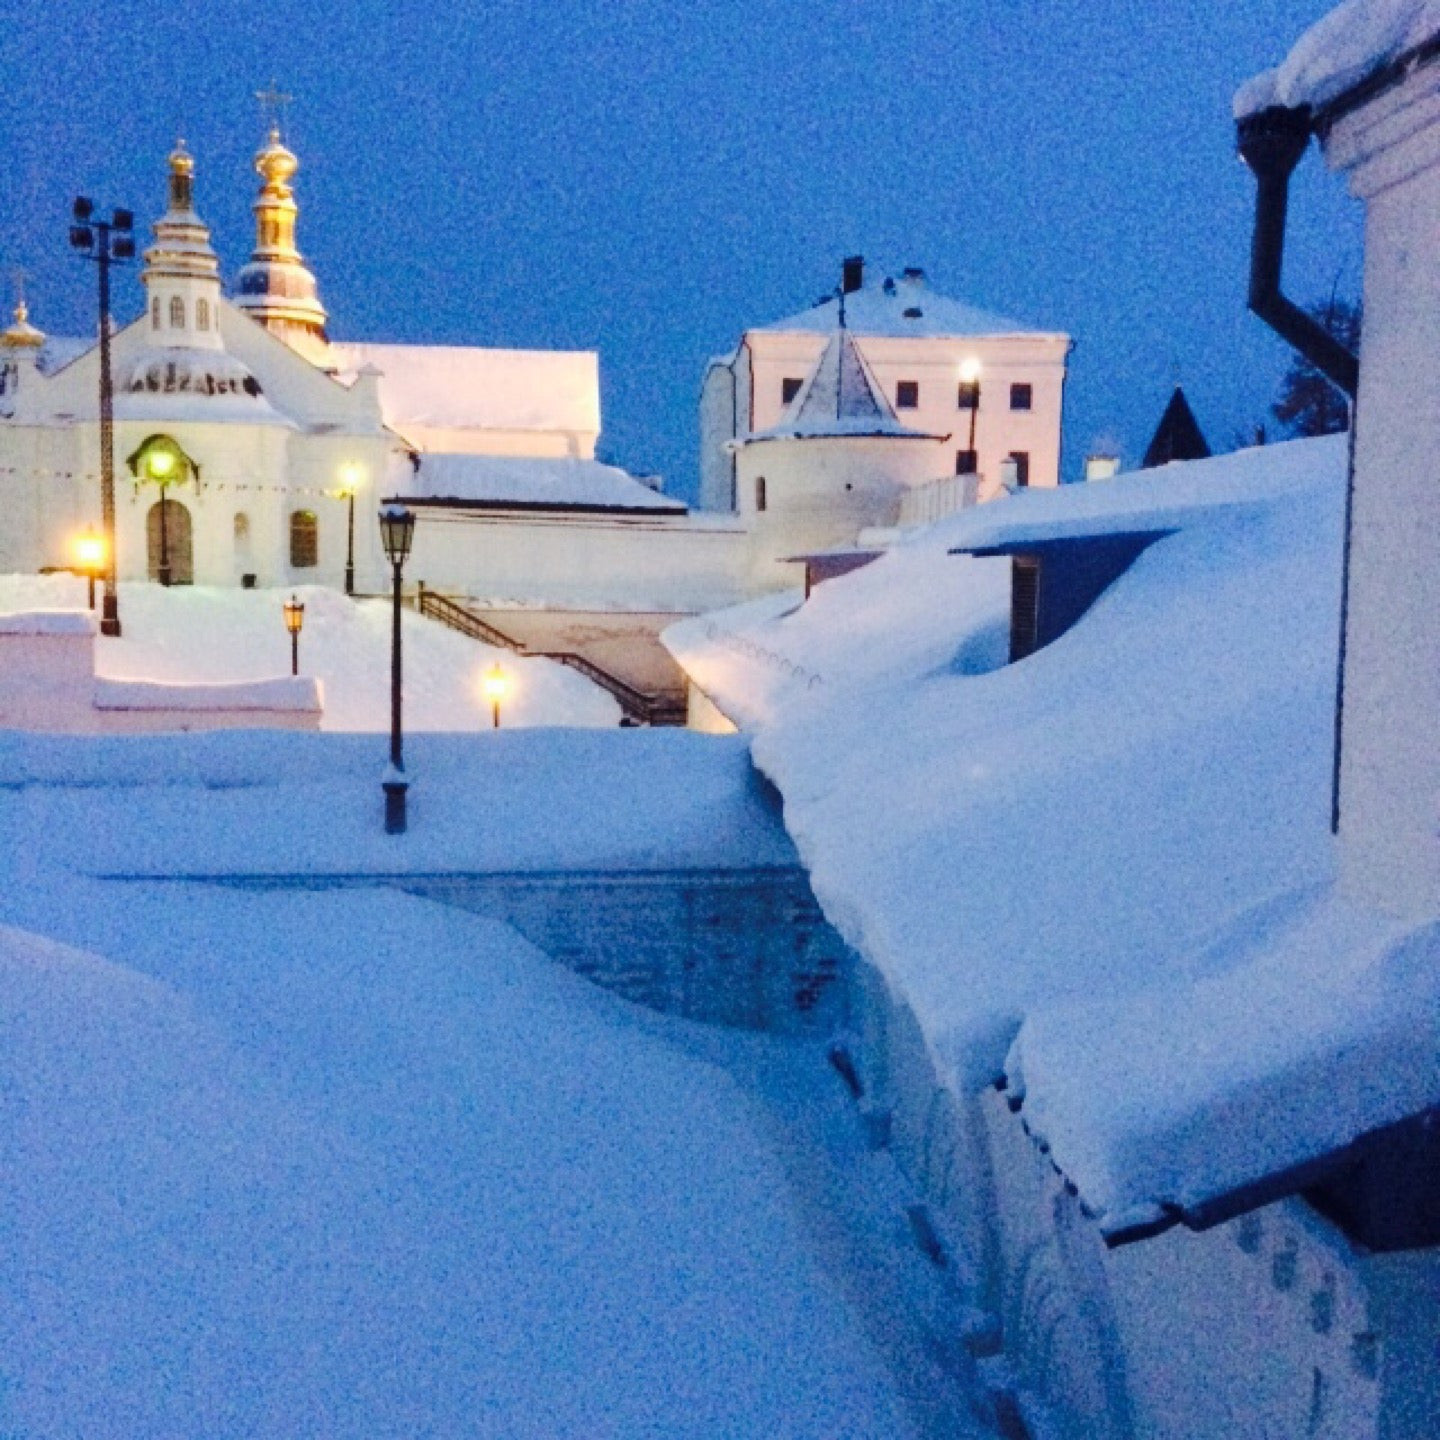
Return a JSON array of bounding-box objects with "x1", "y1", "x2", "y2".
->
[{"x1": 70, "y1": 195, "x2": 136, "y2": 635}]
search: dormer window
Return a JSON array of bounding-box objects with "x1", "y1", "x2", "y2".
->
[
  {"x1": 781, "y1": 377, "x2": 803, "y2": 405},
  {"x1": 169, "y1": 296, "x2": 185, "y2": 329},
  {"x1": 196, "y1": 299, "x2": 210, "y2": 332}
]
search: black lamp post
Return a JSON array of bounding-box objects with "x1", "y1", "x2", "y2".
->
[
  {"x1": 282, "y1": 595, "x2": 305, "y2": 675},
  {"x1": 332, "y1": 462, "x2": 362, "y2": 596},
  {"x1": 379, "y1": 503, "x2": 416, "y2": 834},
  {"x1": 70, "y1": 197, "x2": 135, "y2": 637}
]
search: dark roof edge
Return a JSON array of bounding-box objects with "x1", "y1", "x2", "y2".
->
[
  {"x1": 384, "y1": 495, "x2": 687, "y2": 517},
  {"x1": 1315, "y1": 28, "x2": 1440, "y2": 135}
]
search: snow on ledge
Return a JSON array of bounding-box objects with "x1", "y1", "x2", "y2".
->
[
  {"x1": 94, "y1": 676, "x2": 323, "y2": 714},
  {"x1": 1236, "y1": 0, "x2": 1440, "y2": 119},
  {"x1": 0, "y1": 609, "x2": 98, "y2": 638}
]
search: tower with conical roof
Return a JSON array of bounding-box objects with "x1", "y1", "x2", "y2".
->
[
  {"x1": 233, "y1": 125, "x2": 330, "y2": 364},
  {"x1": 141, "y1": 142, "x2": 225, "y2": 352}
]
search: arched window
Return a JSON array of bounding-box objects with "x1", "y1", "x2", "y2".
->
[
  {"x1": 169, "y1": 296, "x2": 185, "y2": 329},
  {"x1": 755, "y1": 475, "x2": 767, "y2": 512},
  {"x1": 289, "y1": 510, "x2": 318, "y2": 569},
  {"x1": 196, "y1": 298, "x2": 210, "y2": 332},
  {"x1": 151, "y1": 297, "x2": 161, "y2": 331}
]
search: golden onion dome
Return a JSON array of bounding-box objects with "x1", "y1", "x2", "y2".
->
[
  {"x1": 255, "y1": 126, "x2": 299, "y2": 188},
  {"x1": 1, "y1": 299, "x2": 45, "y2": 350},
  {"x1": 168, "y1": 139, "x2": 195, "y2": 177}
]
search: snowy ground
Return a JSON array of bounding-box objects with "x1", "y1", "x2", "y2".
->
[
  {"x1": 0, "y1": 574, "x2": 620, "y2": 731},
  {"x1": 1, "y1": 727, "x2": 991, "y2": 1440}
]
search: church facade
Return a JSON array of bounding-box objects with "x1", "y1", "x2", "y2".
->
[{"x1": 0, "y1": 132, "x2": 1070, "y2": 613}]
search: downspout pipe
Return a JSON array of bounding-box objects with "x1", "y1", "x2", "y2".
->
[{"x1": 1236, "y1": 105, "x2": 1360, "y2": 398}]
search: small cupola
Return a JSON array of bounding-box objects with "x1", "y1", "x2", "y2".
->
[{"x1": 141, "y1": 141, "x2": 225, "y2": 351}]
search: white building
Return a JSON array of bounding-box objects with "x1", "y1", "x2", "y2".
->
[{"x1": 1, "y1": 140, "x2": 1070, "y2": 628}]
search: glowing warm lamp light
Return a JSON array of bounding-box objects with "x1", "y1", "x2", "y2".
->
[
  {"x1": 338, "y1": 461, "x2": 363, "y2": 496},
  {"x1": 959, "y1": 357, "x2": 982, "y2": 384},
  {"x1": 73, "y1": 530, "x2": 106, "y2": 572},
  {"x1": 482, "y1": 663, "x2": 508, "y2": 728},
  {"x1": 483, "y1": 665, "x2": 508, "y2": 703},
  {"x1": 282, "y1": 595, "x2": 305, "y2": 635}
]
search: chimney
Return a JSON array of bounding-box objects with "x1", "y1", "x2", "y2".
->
[{"x1": 841, "y1": 255, "x2": 864, "y2": 294}]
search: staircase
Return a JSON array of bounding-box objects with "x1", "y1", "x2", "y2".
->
[{"x1": 416, "y1": 586, "x2": 689, "y2": 727}]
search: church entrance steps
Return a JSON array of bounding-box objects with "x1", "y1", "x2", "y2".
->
[{"x1": 416, "y1": 586, "x2": 690, "y2": 726}]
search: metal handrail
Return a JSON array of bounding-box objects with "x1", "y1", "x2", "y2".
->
[{"x1": 416, "y1": 585, "x2": 681, "y2": 725}]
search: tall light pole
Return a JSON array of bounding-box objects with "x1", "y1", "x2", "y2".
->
[
  {"x1": 70, "y1": 198, "x2": 135, "y2": 636},
  {"x1": 379, "y1": 503, "x2": 416, "y2": 834},
  {"x1": 72, "y1": 529, "x2": 106, "y2": 611}
]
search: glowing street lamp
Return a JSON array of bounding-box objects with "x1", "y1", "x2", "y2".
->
[
  {"x1": 330, "y1": 461, "x2": 363, "y2": 596},
  {"x1": 127, "y1": 433, "x2": 197, "y2": 588},
  {"x1": 482, "y1": 663, "x2": 508, "y2": 729},
  {"x1": 282, "y1": 594, "x2": 305, "y2": 675},
  {"x1": 958, "y1": 357, "x2": 982, "y2": 474},
  {"x1": 72, "y1": 528, "x2": 106, "y2": 610},
  {"x1": 378, "y1": 503, "x2": 416, "y2": 834}
]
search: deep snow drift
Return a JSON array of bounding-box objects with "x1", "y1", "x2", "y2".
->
[
  {"x1": 0, "y1": 573, "x2": 619, "y2": 731},
  {"x1": 1, "y1": 728, "x2": 987, "y2": 1439},
  {"x1": 666, "y1": 437, "x2": 1440, "y2": 1236}
]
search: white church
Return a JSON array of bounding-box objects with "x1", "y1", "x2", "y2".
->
[{"x1": 0, "y1": 126, "x2": 1069, "y2": 615}]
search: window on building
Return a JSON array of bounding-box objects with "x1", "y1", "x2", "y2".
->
[
  {"x1": 289, "y1": 509, "x2": 318, "y2": 568},
  {"x1": 957, "y1": 381, "x2": 980, "y2": 410},
  {"x1": 781, "y1": 377, "x2": 803, "y2": 405},
  {"x1": 955, "y1": 450, "x2": 978, "y2": 476},
  {"x1": 1009, "y1": 450, "x2": 1031, "y2": 487},
  {"x1": 1010, "y1": 383, "x2": 1033, "y2": 411},
  {"x1": 151, "y1": 297, "x2": 161, "y2": 331},
  {"x1": 196, "y1": 298, "x2": 210, "y2": 332},
  {"x1": 755, "y1": 475, "x2": 767, "y2": 512},
  {"x1": 169, "y1": 296, "x2": 185, "y2": 329},
  {"x1": 896, "y1": 380, "x2": 919, "y2": 409}
]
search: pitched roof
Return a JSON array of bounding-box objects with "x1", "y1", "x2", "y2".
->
[
  {"x1": 759, "y1": 271, "x2": 1051, "y2": 339},
  {"x1": 1142, "y1": 387, "x2": 1212, "y2": 469},
  {"x1": 745, "y1": 328, "x2": 941, "y2": 444}
]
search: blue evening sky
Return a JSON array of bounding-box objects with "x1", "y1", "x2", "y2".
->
[{"x1": 4, "y1": 1, "x2": 1360, "y2": 498}]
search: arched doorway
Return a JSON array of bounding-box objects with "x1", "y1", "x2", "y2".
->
[{"x1": 147, "y1": 498, "x2": 194, "y2": 585}]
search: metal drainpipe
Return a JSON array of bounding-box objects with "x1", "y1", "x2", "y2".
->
[
  {"x1": 1238, "y1": 103, "x2": 1361, "y2": 836},
  {"x1": 1236, "y1": 105, "x2": 1359, "y2": 397}
]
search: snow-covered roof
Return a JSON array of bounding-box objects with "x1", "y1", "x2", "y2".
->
[
  {"x1": 393, "y1": 454, "x2": 686, "y2": 513},
  {"x1": 330, "y1": 342, "x2": 600, "y2": 438},
  {"x1": 665, "y1": 435, "x2": 1438, "y2": 1237},
  {"x1": 1236, "y1": 0, "x2": 1440, "y2": 118},
  {"x1": 745, "y1": 329, "x2": 941, "y2": 445},
  {"x1": 759, "y1": 272, "x2": 1052, "y2": 340},
  {"x1": 37, "y1": 336, "x2": 91, "y2": 376}
]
